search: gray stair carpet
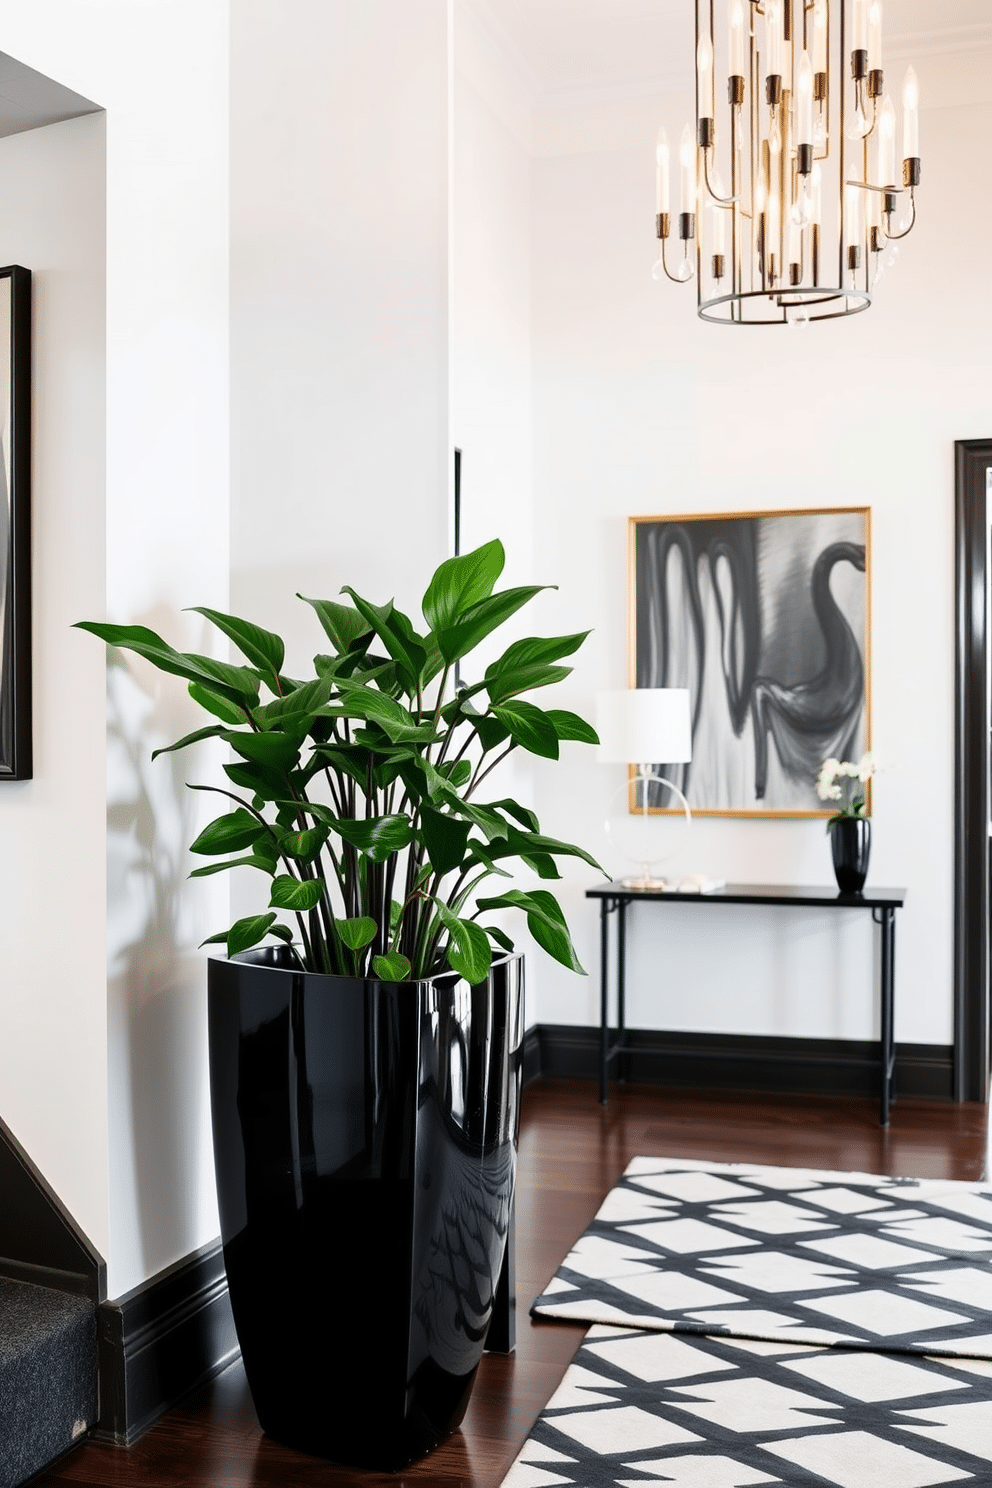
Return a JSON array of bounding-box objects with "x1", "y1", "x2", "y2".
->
[{"x1": 0, "y1": 1277, "x2": 96, "y2": 1488}]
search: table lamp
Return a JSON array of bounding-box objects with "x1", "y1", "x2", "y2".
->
[{"x1": 595, "y1": 688, "x2": 692, "y2": 889}]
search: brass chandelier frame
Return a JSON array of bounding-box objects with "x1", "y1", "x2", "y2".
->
[{"x1": 655, "y1": 0, "x2": 921, "y2": 325}]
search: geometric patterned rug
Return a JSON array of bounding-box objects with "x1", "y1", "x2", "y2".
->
[
  {"x1": 505, "y1": 1157, "x2": 992, "y2": 1486},
  {"x1": 504, "y1": 1324, "x2": 992, "y2": 1486},
  {"x1": 531, "y1": 1158, "x2": 992, "y2": 1360}
]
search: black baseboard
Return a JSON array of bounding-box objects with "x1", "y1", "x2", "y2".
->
[
  {"x1": 0, "y1": 1114, "x2": 105, "y2": 1302},
  {"x1": 530, "y1": 1024, "x2": 954, "y2": 1101},
  {"x1": 94, "y1": 1241, "x2": 239, "y2": 1446},
  {"x1": 523, "y1": 1026, "x2": 542, "y2": 1087}
]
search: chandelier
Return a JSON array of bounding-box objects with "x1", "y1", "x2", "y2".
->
[{"x1": 654, "y1": 0, "x2": 921, "y2": 324}]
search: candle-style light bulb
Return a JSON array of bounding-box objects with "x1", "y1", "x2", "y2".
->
[
  {"x1": 797, "y1": 52, "x2": 814, "y2": 147},
  {"x1": 766, "y1": 0, "x2": 783, "y2": 79},
  {"x1": 812, "y1": 0, "x2": 827, "y2": 73},
  {"x1": 697, "y1": 30, "x2": 714, "y2": 117},
  {"x1": 729, "y1": 0, "x2": 745, "y2": 78},
  {"x1": 902, "y1": 65, "x2": 919, "y2": 158},
  {"x1": 679, "y1": 123, "x2": 695, "y2": 213},
  {"x1": 853, "y1": 0, "x2": 868, "y2": 54},
  {"x1": 868, "y1": 2, "x2": 883, "y2": 71},
  {"x1": 656, "y1": 127, "x2": 670, "y2": 213},
  {"x1": 877, "y1": 95, "x2": 895, "y2": 187}
]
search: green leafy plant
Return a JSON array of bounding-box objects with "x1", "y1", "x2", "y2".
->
[{"x1": 77, "y1": 540, "x2": 602, "y2": 984}]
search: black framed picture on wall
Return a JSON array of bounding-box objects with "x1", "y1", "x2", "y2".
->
[
  {"x1": 629, "y1": 506, "x2": 871, "y2": 817},
  {"x1": 0, "y1": 264, "x2": 31, "y2": 780}
]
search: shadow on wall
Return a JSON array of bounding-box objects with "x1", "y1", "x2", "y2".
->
[{"x1": 103, "y1": 611, "x2": 217, "y2": 1284}]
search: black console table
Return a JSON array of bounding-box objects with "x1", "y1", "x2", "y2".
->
[{"x1": 586, "y1": 882, "x2": 907, "y2": 1126}]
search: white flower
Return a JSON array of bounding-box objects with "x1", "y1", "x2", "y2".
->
[
  {"x1": 857, "y1": 750, "x2": 876, "y2": 783},
  {"x1": 816, "y1": 758, "x2": 841, "y2": 800}
]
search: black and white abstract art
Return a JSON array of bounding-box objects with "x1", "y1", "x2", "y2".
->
[
  {"x1": 0, "y1": 264, "x2": 31, "y2": 780},
  {"x1": 631, "y1": 509, "x2": 869, "y2": 816}
]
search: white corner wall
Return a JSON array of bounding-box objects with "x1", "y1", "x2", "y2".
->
[
  {"x1": 0, "y1": 112, "x2": 109, "y2": 1262},
  {"x1": 0, "y1": 0, "x2": 230, "y2": 1297},
  {"x1": 528, "y1": 47, "x2": 992, "y2": 1046}
]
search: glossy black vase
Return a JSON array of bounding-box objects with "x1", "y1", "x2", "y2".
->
[
  {"x1": 830, "y1": 816, "x2": 871, "y2": 894},
  {"x1": 207, "y1": 946, "x2": 524, "y2": 1470}
]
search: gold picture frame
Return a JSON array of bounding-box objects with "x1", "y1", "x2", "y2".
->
[{"x1": 628, "y1": 507, "x2": 871, "y2": 818}]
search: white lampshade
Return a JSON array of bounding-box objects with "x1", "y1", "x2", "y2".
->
[{"x1": 595, "y1": 688, "x2": 692, "y2": 765}]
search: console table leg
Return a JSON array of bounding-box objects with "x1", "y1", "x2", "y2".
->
[
  {"x1": 599, "y1": 898, "x2": 610, "y2": 1104},
  {"x1": 878, "y1": 907, "x2": 895, "y2": 1126}
]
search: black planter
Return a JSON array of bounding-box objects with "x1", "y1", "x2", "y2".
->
[
  {"x1": 830, "y1": 816, "x2": 871, "y2": 894},
  {"x1": 207, "y1": 946, "x2": 524, "y2": 1470}
]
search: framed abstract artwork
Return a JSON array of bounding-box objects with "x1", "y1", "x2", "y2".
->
[
  {"x1": 629, "y1": 507, "x2": 870, "y2": 817},
  {"x1": 0, "y1": 265, "x2": 31, "y2": 780}
]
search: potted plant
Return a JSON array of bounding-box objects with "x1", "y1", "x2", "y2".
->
[
  {"x1": 77, "y1": 539, "x2": 601, "y2": 1469},
  {"x1": 816, "y1": 751, "x2": 876, "y2": 893}
]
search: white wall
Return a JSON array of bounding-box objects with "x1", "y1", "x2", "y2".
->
[
  {"x1": 0, "y1": 113, "x2": 109, "y2": 1260},
  {"x1": 230, "y1": 0, "x2": 451, "y2": 679},
  {"x1": 528, "y1": 46, "x2": 992, "y2": 1046},
  {"x1": 0, "y1": 0, "x2": 230, "y2": 1296}
]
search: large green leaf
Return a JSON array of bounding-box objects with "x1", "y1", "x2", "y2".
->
[
  {"x1": 340, "y1": 589, "x2": 427, "y2": 693},
  {"x1": 466, "y1": 841, "x2": 513, "y2": 878},
  {"x1": 225, "y1": 729, "x2": 303, "y2": 773},
  {"x1": 421, "y1": 540, "x2": 505, "y2": 634},
  {"x1": 337, "y1": 916, "x2": 377, "y2": 951},
  {"x1": 188, "y1": 607, "x2": 285, "y2": 683},
  {"x1": 299, "y1": 596, "x2": 373, "y2": 654},
  {"x1": 329, "y1": 684, "x2": 437, "y2": 744},
  {"x1": 333, "y1": 813, "x2": 413, "y2": 861},
  {"x1": 434, "y1": 585, "x2": 551, "y2": 666},
  {"x1": 521, "y1": 852, "x2": 561, "y2": 879},
  {"x1": 223, "y1": 760, "x2": 291, "y2": 803},
  {"x1": 420, "y1": 806, "x2": 471, "y2": 877},
  {"x1": 199, "y1": 912, "x2": 278, "y2": 956},
  {"x1": 473, "y1": 714, "x2": 511, "y2": 752},
  {"x1": 373, "y1": 952, "x2": 412, "y2": 982},
  {"x1": 488, "y1": 828, "x2": 605, "y2": 876},
  {"x1": 257, "y1": 673, "x2": 335, "y2": 725},
  {"x1": 443, "y1": 795, "x2": 510, "y2": 842},
  {"x1": 269, "y1": 876, "x2": 324, "y2": 912},
  {"x1": 435, "y1": 902, "x2": 492, "y2": 984},
  {"x1": 188, "y1": 682, "x2": 248, "y2": 725},
  {"x1": 74, "y1": 622, "x2": 260, "y2": 705},
  {"x1": 546, "y1": 709, "x2": 600, "y2": 745},
  {"x1": 482, "y1": 923, "x2": 515, "y2": 955},
  {"x1": 492, "y1": 701, "x2": 559, "y2": 759},
  {"x1": 487, "y1": 798, "x2": 540, "y2": 833},
  {"x1": 190, "y1": 809, "x2": 266, "y2": 856},
  {"x1": 276, "y1": 824, "x2": 329, "y2": 862},
  {"x1": 489, "y1": 631, "x2": 590, "y2": 674},
  {"x1": 477, "y1": 888, "x2": 585, "y2": 974},
  {"x1": 151, "y1": 724, "x2": 228, "y2": 761},
  {"x1": 484, "y1": 663, "x2": 572, "y2": 705}
]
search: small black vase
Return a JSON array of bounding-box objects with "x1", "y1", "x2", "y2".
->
[{"x1": 830, "y1": 816, "x2": 871, "y2": 894}]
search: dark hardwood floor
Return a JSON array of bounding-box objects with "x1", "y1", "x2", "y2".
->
[{"x1": 37, "y1": 1079, "x2": 989, "y2": 1488}]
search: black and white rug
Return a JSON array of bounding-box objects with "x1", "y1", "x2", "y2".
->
[
  {"x1": 531, "y1": 1157, "x2": 992, "y2": 1359},
  {"x1": 504, "y1": 1325, "x2": 992, "y2": 1487}
]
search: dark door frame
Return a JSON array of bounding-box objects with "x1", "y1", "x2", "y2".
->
[{"x1": 954, "y1": 438, "x2": 992, "y2": 1102}]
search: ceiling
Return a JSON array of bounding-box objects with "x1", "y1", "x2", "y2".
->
[
  {"x1": 0, "y1": 51, "x2": 99, "y2": 139},
  {"x1": 468, "y1": 0, "x2": 991, "y2": 102}
]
